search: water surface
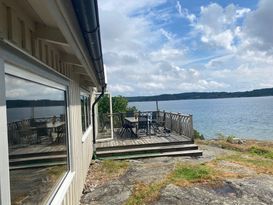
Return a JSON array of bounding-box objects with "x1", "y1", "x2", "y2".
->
[{"x1": 129, "y1": 96, "x2": 273, "y2": 140}]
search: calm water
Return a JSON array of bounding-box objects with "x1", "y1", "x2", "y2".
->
[
  {"x1": 7, "y1": 106, "x2": 65, "y2": 123},
  {"x1": 129, "y1": 96, "x2": 273, "y2": 140}
]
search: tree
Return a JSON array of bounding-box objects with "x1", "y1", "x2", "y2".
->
[{"x1": 98, "y1": 95, "x2": 137, "y2": 114}]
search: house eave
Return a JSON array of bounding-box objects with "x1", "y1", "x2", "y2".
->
[{"x1": 45, "y1": 0, "x2": 104, "y2": 89}]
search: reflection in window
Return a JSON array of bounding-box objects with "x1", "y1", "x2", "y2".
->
[
  {"x1": 5, "y1": 74, "x2": 69, "y2": 205},
  {"x1": 80, "y1": 92, "x2": 91, "y2": 132}
]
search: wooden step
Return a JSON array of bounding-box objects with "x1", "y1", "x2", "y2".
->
[
  {"x1": 98, "y1": 150, "x2": 203, "y2": 160},
  {"x1": 9, "y1": 150, "x2": 67, "y2": 159},
  {"x1": 9, "y1": 153, "x2": 67, "y2": 170},
  {"x1": 96, "y1": 140, "x2": 193, "y2": 151},
  {"x1": 97, "y1": 144, "x2": 198, "y2": 157},
  {"x1": 10, "y1": 154, "x2": 67, "y2": 163},
  {"x1": 10, "y1": 161, "x2": 67, "y2": 170}
]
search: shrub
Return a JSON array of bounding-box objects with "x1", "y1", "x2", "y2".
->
[{"x1": 194, "y1": 129, "x2": 205, "y2": 140}]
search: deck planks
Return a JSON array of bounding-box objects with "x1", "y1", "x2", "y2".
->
[{"x1": 96, "y1": 133, "x2": 191, "y2": 148}]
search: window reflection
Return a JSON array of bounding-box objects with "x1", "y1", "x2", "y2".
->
[
  {"x1": 5, "y1": 74, "x2": 69, "y2": 205},
  {"x1": 81, "y1": 93, "x2": 91, "y2": 132}
]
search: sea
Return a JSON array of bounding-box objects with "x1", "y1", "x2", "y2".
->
[{"x1": 129, "y1": 96, "x2": 273, "y2": 141}]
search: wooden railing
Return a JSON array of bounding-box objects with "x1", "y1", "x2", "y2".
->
[
  {"x1": 157, "y1": 111, "x2": 193, "y2": 141},
  {"x1": 102, "y1": 110, "x2": 194, "y2": 141}
]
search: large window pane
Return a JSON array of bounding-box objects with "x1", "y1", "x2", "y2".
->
[{"x1": 5, "y1": 74, "x2": 69, "y2": 205}]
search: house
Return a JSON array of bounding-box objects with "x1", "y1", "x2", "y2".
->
[{"x1": 0, "y1": 0, "x2": 105, "y2": 204}]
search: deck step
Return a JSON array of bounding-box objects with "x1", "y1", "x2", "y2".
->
[
  {"x1": 10, "y1": 154, "x2": 67, "y2": 163},
  {"x1": 9, "y1": 152, "x2": 67, "y2": 170},
  {"x1": 97, "y1": 144, "x2": 198, "y2": 157},
  {"x1": 10, "y1": 161, "x2": 67, "y2": 170},
  {"x1": 9, "y1": 150, "x2": 67, "y2": 159},
  {"x1": 98, "y1": 149, "x2": 203, "y2": 160},
  {"x1": 97, "y1": 140, "x2": 193, "y2": 151}
]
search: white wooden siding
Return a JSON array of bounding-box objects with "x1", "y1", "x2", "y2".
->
[{"x1": 0, "y1": 0, "x2": 95, "y2": 204}]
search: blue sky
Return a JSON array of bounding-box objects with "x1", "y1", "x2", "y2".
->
[{"x1": 98, "y1": 0, "x2": 273, "y2": 96}]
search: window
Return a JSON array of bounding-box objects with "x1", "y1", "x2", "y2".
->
[
  {"x1": 80, "y1": 91, "x2": 91, "y2": 132},
  {"x1": 5, "y1": 73, "x2": 69, "y2": 205}
]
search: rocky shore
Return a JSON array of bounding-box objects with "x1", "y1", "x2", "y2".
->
[{"x1": 81, "y1": 139, "x2": 273, "y2": 205}]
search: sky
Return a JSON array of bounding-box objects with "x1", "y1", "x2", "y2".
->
[{"x1": 98, "y1": 0, "x2": 273, "y2": 96}]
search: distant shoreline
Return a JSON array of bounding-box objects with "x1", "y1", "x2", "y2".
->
[{"x1": 126, "y1": 87, "x2": 273, "y2": 102}]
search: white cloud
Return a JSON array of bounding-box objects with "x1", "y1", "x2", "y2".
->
[
  {"x1": 108, "y1": 84, "x2": 134, "y2": 93},
  {"x1": 243, "y1": 0, "x2": 273, "y2": 53},
  {"x1": 178, "y1": 80, "x2": 227, "y2": 92},
  {"x1": 99, "y1": 0, "x2": 273, "y2": 96},
  {"x1": 176, "y1": 1, "x2": 196, "y2": 23},
  {"x1": 191, "y1": 3, "x2": 250, "y2": 51}
]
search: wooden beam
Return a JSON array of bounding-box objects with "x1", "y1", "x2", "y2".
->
[
  {"x1": 72, "y1": 66, "x2": 87, "y2": 75},
  {"x1": 61, "y1": 53, "x2": 82, "y2": 66},
  {"x1": 35, "y1": 23, "x2": 68, "y2": 46}
]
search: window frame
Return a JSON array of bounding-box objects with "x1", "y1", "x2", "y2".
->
[
  {"x1": 80, "y1": 90, "x2": 91, "y2": 130},
  {"x1": 2, "y1": 61, "x2": 73, "y2": 205},
  {"x1": 80, "y1": 89, "x2": 92, "y2": 142}
]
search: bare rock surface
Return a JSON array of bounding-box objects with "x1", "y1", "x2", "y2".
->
[
  {"x1": 155, "y1": 175, "x2": 273, "y2": 205},
  {"x1": 80, "y1": 145, "x2": 273, "y2": 205},
  {"x1": 81, "y1": 180, "x2": 132, "y2": 205}
]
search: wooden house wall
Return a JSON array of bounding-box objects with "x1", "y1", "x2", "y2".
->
[{"x1": 0, "y1": 0, "x2": 94, "y2": 204}]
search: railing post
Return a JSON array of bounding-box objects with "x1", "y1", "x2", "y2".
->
[
  {"x1": 163, "y1": 110, "x2": 166, "y2": 129},
  {"x1": 189, "y1": 114, "x2": 193, "y2": 142},
  {"x1": 170, "y1": 113, "x2": 173, "y2": 131}
]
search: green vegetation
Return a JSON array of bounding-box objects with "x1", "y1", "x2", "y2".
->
[
  {"x1": 101, "y1": 160, "x2": 129, "y2": 174},
  {"x1": 125, "y1": 163, "x2": 217, "y2": 205},
  {"x1": 170, "y1": 164, "x2": 211, "y2": 182},
  {"x1": 126, "y1": 87, "x2": 273, "y2": 102},
  {"x1": 226, "y1": 135, "x2": 236, "y2": 143},
  {"x1": 249, "y1": 146, "x2": 273, "y2": 159},
  {"x1": 193, "y1": 129, "x2": 205, "y2": 140},
  {"x1": 197, "y1": 136, "x2": 273, "y2": 174},
  {"x1": 125, "y1": 181, "x2": 166, "y2": 205},
  {"x1": 98, "y1": 95, "x2": 137, "y2": 114},
  {"x1": 102, "y1": 139, "x2": 273, "y2": 205},
  {"x1": 47, "y1": 165, "x2": 66, "y2": 181},
  {"x1": 215, "y1": 154, "x2": 273, "y2": 174}
]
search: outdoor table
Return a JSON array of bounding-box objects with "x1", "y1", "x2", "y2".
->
[
  {"x1": 46, "y1": 121, "x2": 65, "y2": 142},
  {"x1": 123, "y1": 117, "x2": 138, "y2": 137},
  {"x1": 124, "y1": 116, "x2": 152, "y2": 137}
]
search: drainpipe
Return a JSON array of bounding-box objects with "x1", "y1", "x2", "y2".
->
[{"x1": 92, "y1": 85, "x2": 106, "y2": 159}]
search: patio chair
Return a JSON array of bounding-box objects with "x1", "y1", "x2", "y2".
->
[
  {"x1": 137, "y1": 115, "x2": 148, "y2": 136},
  {"x1": 150, "y1": 111, "x2": 159, "y2": 134},
  {"x1": 119, "y1": 113, "x2": 135, "y2": 138},
  {"x1": 126, "y1": 112, "x2": 134, "y2": 117}
]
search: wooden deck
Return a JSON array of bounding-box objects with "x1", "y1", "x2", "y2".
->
[
  {"x1": 9, "y1": 144, "x2": 66, "y2": 156},
  {"x1": 96, "y1": 133, "x2": 201, "y2": 159},
  {"x1": 9, "y1": 144, "x2": 67, "y2": 170},
  {"x1": 96, "y1": 134, "x2": 191, "y2": 148}
]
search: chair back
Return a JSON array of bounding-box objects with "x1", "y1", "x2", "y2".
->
[
  {"x1": 126, "y1": 112, "x2": 134, "y2": 117},
  {"x1": 119, "y1": 113, "x2": 125, "y2": 125},
  {"x1": 138, "y1": 115, "x2": 148, "y2": 130}
]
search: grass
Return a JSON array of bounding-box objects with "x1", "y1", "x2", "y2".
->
[
  {"x1": 197, "y1": 135, "x2": 273, "y2": 174},
  {"x1": 194, "y1": 129, "x2": 205, "y2": 140},
  {"x1": 170, "y1": 164, "x2": 211, "y2": 182},
  {"x1": 249, "y1": 146, "x2": 273, "y2": 159},
  {"x1": 101, "y1": 160, "x2": 129, "y2": 175},
  {"x1": 125, "y1": 181, "x2": 166, "y2": 205},
  {"x1": 45, "y1": 165, "x2": 67, "y2": 182},
  {"x1": 196, "y1": 134, "x2": 273, "y2": 156},
  {"x1": 216, "y1": 154, "x2": 273, "y2": 174},
  {"x1": 125, "y1": 163, "x2": 217, "y2": 205}
]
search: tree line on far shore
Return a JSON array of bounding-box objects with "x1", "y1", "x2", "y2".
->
[{"x1": 126, "y1": 87, "x2": 273, "y2": 102}]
